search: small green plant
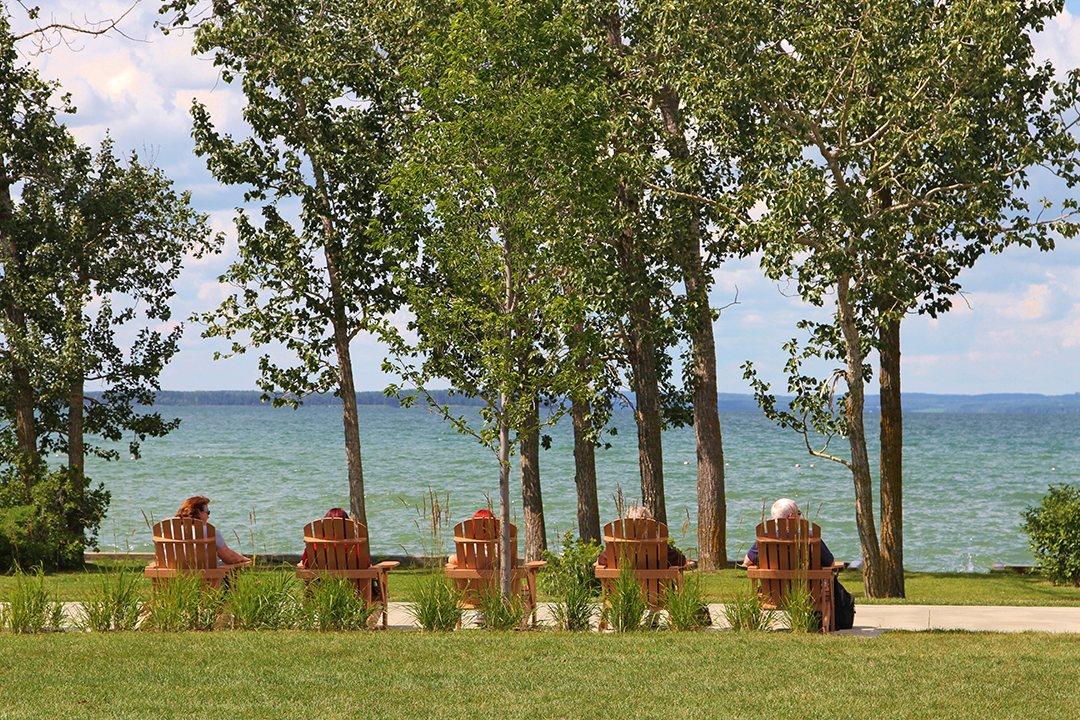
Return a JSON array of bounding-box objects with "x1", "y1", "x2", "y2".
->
[
  {"x1": 1, "y1": 564, "x2": 64, "y2": 633},
  {"x1": 1022, "y1": 484, "x2": 1080, "y2": 586},
  {"x1": 781, "y1": 578, "x2": 819, "y2": 633},
  {"x1": 721, "y1": 584, "x2": 776, "y2": 632},
  {"x1": 77, "y1": 564, "x2": 144, "y2": 631},
  {"x1": 146, "y1": 573, "x2": 225, "y2": 631},
  {"x1": 297, "y1": 575, "x2": 379, "y2": 631},
  {"x1": 543, "y1": 531, "x2": 599, "y2": 632},
  {"x1": 473, "y1": 585, "x2": 528, "y2": 630},
  {"x1": 664, "y1": 574, "x2": 710, "y2": 631},
  {"x1": 603, "y1": 561, "x2": 648, "y2": 632},
  {"x1": 408, "y1": 571, "x2": 463, "y2": 631},
  {"x1": 229, "y1": 565, "x2": 299, "y2": 630}
]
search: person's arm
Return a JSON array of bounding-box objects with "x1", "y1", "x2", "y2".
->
[
  {"x1": 742, "y1": 541, "x2": 759, "y2": 567},
  {"x1": 218, "y1": 542, "x2": 250, "y2": 566}
]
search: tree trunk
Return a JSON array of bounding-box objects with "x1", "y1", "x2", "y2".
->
[
  {"x1": 657, "y1": 87, "x2": 727, "y2": 570},
  {"x1": 498, "y1": 401, "x2": 512, "y2": 599},
  {"x1": 878, "y1": 316, "x2": 905, "y2": 597},
  {"x1": 520, "y1": 393, "x2": 546, "y2": 561},
  {"x1": 68, "y1": 377, "x2": 85, "y2": 479},
  {"x1": 572, "y1": 395, "x2": 601, "y2": 544},
  {"x1": 836, "y1": 273, "x2": 888, "y2": 597},
  {"x1": 0, "y1": 174, "x2": 40, "y2": 492}
]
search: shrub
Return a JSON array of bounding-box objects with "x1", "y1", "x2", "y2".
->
[
  {"x1": 297, "y1": 575, "x2": 378, "y2": 631},
  {"x1": 1022, "y1": 484, "x2": 1080, "y2": 586},
  {"x1": 473, "y1": 585, "x2": 528, "y2": 630},
  {"x1": 1, "y1": 564, "x2": 65, "y2": 633},
  {"x1": 77, "y1": 564, "x2": 145, "y2": 631},
  {"x1": 0, "y1": 464, "x2": 110, "y2": 571},
  {"x1": 781, "y1": 578, "x2": 819, "y2": 633}
]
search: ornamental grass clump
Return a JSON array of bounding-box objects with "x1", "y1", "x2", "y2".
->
[
  {"x1": 408, "y1": 572, "x2": 463, "y2": 631},
  {"x1": 297, "y1": 575, "x2": 379, "y2": 631},
  {"x1": 1, "y1": 564, "x2": 64, "y2": 633},
  {"x1": 664, "y1": 574, "x2": 710, "y2": 631},
  {"x1": 781, "y1": 578, "x2": 819, "y2": 633},
  {"x1": 543, "y1": 531, "x2": 599, "y2": 632},
  {"x1": 229, "y1": 565, "x2": 300, "y2": 630},
  {"x1": 720, "y1": 585, "x2": 776, "y2": 632},
  {"x1": 474, "y1": 585, "x2": 528, "y2": 630},
  {"x1": 1022, "y1": 483, "x2": 1080, "y2": 586},
  {"x1": 77, "y1": 564, "x2": 144, "y2": 632},
  {"x1": 145, "y1": 573, "x2": 225, "y2": 631},
  {"x1": 603, "y1": 561, "x2": 649, "y2": 632}
]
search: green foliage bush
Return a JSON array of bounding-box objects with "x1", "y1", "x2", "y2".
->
[
  {"x1": 407, "y1": 572, "x2": 463, "y2": 631},
  {"x1": 229, "y1": 566, "x2": 300, "y2": 630},
  {"x1": 77, "y1": 564, "x2": 144, "y2": 631},
  {"x1": 145, "y1": 573, "x2": 225, "y2": 631},
  {"x1": 721, "y1": 585, "x2": 776, "y2": 632},
  {"x1": 603, "y1": 562, "x2": 649, "y2": 632},
  {"x1": 542, "y1": 531, "x2": 599, "y2": 631},
  {"x1": 1023, "y1": 484, "x2": 1080, "y2": 586},
  {"x1": 297, "y1": 575, "x2": 378, "y2": 631},
  {"x1": 1, "y1": 564, "x2": 65, "y2": 633},
  {"x1": 664, "y1": 575, "x2": 710, "y2": 631},
  {"x1": 0, "y1": 464, "x2": 110, "y2": 571}
]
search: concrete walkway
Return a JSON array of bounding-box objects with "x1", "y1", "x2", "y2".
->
[{"x1": 378, "y1": 602, "x2": 1080, "y2": 635}]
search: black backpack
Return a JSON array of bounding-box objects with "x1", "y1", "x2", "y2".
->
[{"x1": 833, "y1": 579, "x2": 856, "y2": 630}]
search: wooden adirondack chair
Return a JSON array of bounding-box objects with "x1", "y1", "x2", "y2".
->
[
  {"x1": 144, "y1": 517, "x2": 244, "y2": 589},
  {"x1": 295, "y1": 517, "x2": 399, "y2": 629},
  {"x1": 444, "y1": 517, "x2": 546, "y2": 625},
  {"x1": 744, "y1": 517, "x2": 844, "y2": 633},
  {"x1": 593, "y1": 517, "x2": 694, "y2": 631}
]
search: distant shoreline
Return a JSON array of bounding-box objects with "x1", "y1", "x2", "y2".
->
[{"x1": 134, "y1": 390, "x2": 1080, "y2": 414}]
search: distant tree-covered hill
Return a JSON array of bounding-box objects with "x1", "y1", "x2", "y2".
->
[{"x1": 137, "y1": 390, "x2": 1080, "y2": 414}]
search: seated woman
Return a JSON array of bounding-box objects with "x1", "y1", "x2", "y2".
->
[
  {"x1": 595, "y1": 506, "x2": 689, "y2": 568},
  {"x1": 176, "y1": 495, "x2": 250, "y2": 567}
]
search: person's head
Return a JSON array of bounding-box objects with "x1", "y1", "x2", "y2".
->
[
  {"x1": 177, "y1": 496, "x2": 211, "y2": 521},
  {"x1": 626, "y1": 506, "x2": 653, "y2": 521},
  {"x1": 770, "y1": 498, "x2": 800, "y2": 520},
  {"x1": 473, "y1": 509, "x2": 494, "y2": 520},
  {"x1": 324, "y1": 508, "x2": 349, "y2": 520}
]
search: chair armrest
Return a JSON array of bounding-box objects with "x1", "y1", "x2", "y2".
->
[
  {"x1": 374, "y1": 560, "x2": 400, "y2": 570},
  {"x1": 524, "y1": 560, "x2": 546, "y2": 570}
]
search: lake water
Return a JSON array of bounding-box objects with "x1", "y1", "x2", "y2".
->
[{"x1": 83, "y1": 405, "x2": 1080, "y2": 572}]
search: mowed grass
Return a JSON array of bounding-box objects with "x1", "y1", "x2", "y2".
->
[
  {"x1": 1, "y1": 631, "x2": 1078, "y2": 719},
  {"x1": 5, "y1": 560, "x2": 1079, "y2": 605}
]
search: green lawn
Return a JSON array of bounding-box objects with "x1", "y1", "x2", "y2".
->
[
  {"x1": 2, "y1": 631, "x2": 1078, "y2": 719},
  {"x1": 4, "y1": 561, "x2": 1080, "y2": 605}
]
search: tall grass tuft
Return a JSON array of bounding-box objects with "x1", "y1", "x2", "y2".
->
[
  {"x1": 603, "y1": 561, "x2": 649, "y2": 632},
  {"x1": 1, "y1": 564, "x2": 64, "y2": 633},
  {"x1": 473, "y1": 585, "x2": 528, "y2": 630},
  {"x1": 664, "y1": 574, "x2": 710, "y2": 631},
  {"x1": 408, "y1": 572, "x2": 463, "y2": 631},
  {"x1": 297, "y1": 575, "x2": 378, "y2": 631},
  {"x1": 781, "y1": 578, "x2": 819, "y2": 633},
  {"x1": 145, "y1": 573, "x2": 225, "y2": 631},
  {"x1": 721, "y1": 584, "x2": 776, "y2": 631},
  {"x1": 543, "y1": 531, "x2": 599, "y2": 632},
  {"x1": 229, "y1": 565, "x2": 299, "y2": 630},
  {"x1": 77, "y1": 564, "x2": 144, "y2": 631}
]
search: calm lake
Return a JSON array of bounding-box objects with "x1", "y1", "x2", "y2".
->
[{"x1": 83, "y1": 404, "x2": 1080, "y2": 572}]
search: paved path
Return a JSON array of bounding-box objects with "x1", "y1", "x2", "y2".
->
[{"x1": 379, "y1": 603, "x2": 1080, "y2": 635}]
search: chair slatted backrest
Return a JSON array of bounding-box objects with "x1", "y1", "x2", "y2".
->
[
  {"x1": 603, "y1": 518, "x2": 672, "y2": 606},
  {"x1": 153, "y1": 518, "x2": 218, "y2": 570},
  {"x1": 451, "y1": 518, "x2": 520, "y2": 601},
  {"x1": 755, "y1": 517, "x2": 824, "y2": 606},
  {"x1": 303, "y1": 517, "x2": 371, "y2": 572}
]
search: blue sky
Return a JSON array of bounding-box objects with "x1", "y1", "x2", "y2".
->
[{"x1": 14, "y1": 0, "x2": 1080, "y2": 395}]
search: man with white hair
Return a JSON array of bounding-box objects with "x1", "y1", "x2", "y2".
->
[{"x1": 741, "y1": 498, "x2": 834, "y2": 567}]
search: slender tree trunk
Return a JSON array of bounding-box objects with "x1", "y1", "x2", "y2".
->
[
  {"x1": 499, "y1": 401, "x2": 512, "y2": 599},
  {"x1": 603, "y1": 7, "x2": 666, "y2": 524},
  {"x1": 657, "y1": 88, "x2": 727, "y2": 569},
  {"x1": 520, "y1": 393, "x2": 546, "y2": 561},
  {"x1": 1, "y1": 174, "x2": 39, "y2": 492},
  {"x1": 572, "y1": 395, "x2": 601, "y2": 544},
  {"x1": 878, "y1": 316, "x2": 905, "y2": 597},
  {"x1": 68, "y1": 377, "x2": 85, "y2": 479},
  {"x1": 837, "y1": 273, "x2": 888, "y2": 597}
]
